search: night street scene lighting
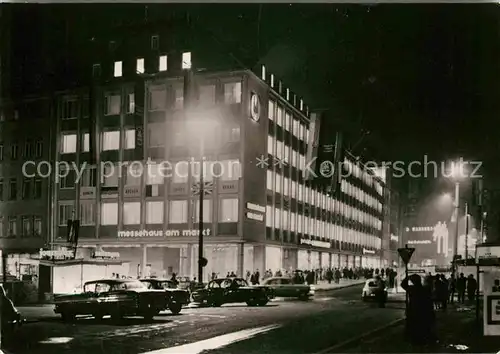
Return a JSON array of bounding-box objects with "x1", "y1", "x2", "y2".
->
[{"x1": 1, "y1": 3, "x2": 500, "y2": 354}]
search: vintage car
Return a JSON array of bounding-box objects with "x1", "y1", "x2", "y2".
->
[
  {"x1": 263, "y1": 277, "x2": 313, "y2": 300},
  {"x1": 1, "y1": 284, "x2": 23, "y2": 333},
  {"x1": 191, "y1": 277, "x2": 272, "y2": 307},
  {"x1": 54, "y1": 279, "x2": 168, "y2": 321},
  {"x1": 139, "y1": 278, "x2": 190, "y2": 314},
  {"x1": 362, "y1": 278, "x2": 388, "y2": 302}
]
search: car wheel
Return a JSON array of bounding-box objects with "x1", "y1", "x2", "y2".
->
[
  {"x1": 298, "y1": 294, "x2": 309, "y2": 301},
  {"x1": 258, "y1": 299, "x2": 268, "y2": 306},
  {"x1": 143, "y1": 312, "x2": 155, "y2": 321},
  {"x1": 246, "y1": 300, "x2": 257, "y2": 307},
  {"x1": 211, "y1": 299, "x2": 223, "y2": 307},
  {"x1": 61, "y1": 312, "x2": 75, "y2": 322},
  {"x1": 169, "y1": 302, "x2": 182, "y2": 315}
]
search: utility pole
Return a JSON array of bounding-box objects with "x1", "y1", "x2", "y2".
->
[
  {"x1": 183, "y1": 62, "x2": 206, "y2": 285},
  {"x1": 464, "y1": 202, "x2": 469, "y2": 261},
  {"x1": 453, "y1": 182, "x2": 460, "y2": 277}
]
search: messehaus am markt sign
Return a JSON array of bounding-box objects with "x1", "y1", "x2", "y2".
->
[{"x1": 118, "y1": 229, "x2": 212, "y2": 238}]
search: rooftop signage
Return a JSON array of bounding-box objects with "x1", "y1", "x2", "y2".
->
[
  {"x1": 38, "y1": 249, "x2": 74, "y2": 260},
  {"x1": 246, "y1": 202, "x2": 265, "y2": 214},
  {"x1": 363, "y1": 248, "x2": 376, "y2": 255},
  {"x1": 117, "y1": 229, "x2": 211, "y2": 238},
  {"x1": 407, "y1": 240, "x2": 432, "y2": 245}
]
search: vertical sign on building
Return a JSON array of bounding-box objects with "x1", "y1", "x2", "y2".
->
[
  {"x1": 134, "y1": 79, "x2": 145, "y2": 161},
  {"x1": 304, "y1": 112, "x2": 321, "y2": 180}
]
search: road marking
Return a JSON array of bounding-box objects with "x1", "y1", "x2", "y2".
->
[
  {"x1": 194, "y1": 314, "x2": 227, "y2": 319},
  {"x1": 316, "y1": 297, "x2": 334, "y2": 301},
  {"x1": 140, "y1": 324, "x2": 282, "y2": 354}
]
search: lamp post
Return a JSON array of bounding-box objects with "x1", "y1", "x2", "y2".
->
[
  {"x1": 464, "y1": 202, "x2": 469, "y2": 261},
  {"x1": 453, "y1": 181, "x2": 460, "y2": 276}
]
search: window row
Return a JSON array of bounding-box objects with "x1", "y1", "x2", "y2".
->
[
  {"x1": 265, "y1": 206, "x2": 381, "y2": 249},
  {"x1": 0, "y1": 178, "x2": 43, "y2": 201},
  {"x1": 267, "y1": 135, "x2": 306, "y2": 171},
  {"x1": 0, "y1": 140, "x2": 43, "y2": 161},
  {"x1": 266, "y1": 170, "x2": 382, "y2": 230},
  {"x1": 341, "y1": 179, "x2": 382, "y2": 212},
  {"x1": 0, "y1": 216, "x2": 43, "y2": 238},
  {"x1": 61, "y1": 130, "x2": 135, "y2": 154},
  {"x1": 268, "y1": 100, "x2": 310, "y2": 145},
  {"x1": 343, "y1": 158, "x2": 383, "y2": 195},
  {"x1": 58, "y1": 198, "x2": 240, "y2": 226}
]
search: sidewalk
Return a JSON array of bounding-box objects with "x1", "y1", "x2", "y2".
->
[
  {"x1": 314, "y1": 279, "x2": 365, "y2": 291},
  {"x1": 341, "y1": 304, "x2": 500, "y2": 353}
]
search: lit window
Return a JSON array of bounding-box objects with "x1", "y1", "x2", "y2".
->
[
  {"x1": 266, "y1": 170, "x2": 273, "y2": 190},
  {"x1": 146, "y1": 201, "x2": 164, "y2": 224},
  {"x1": 102, "y1": 131, "x2": 120, "y2": 151},
  {"x1": 276, "y1": 106, "x2": 283, "y2": 126},
  {"x1": 224, "y1": 82, "x2": 242, "y2": 104},
  {"x1": 101, "y1": 203, "x2": 118, "y2": 225},
  {"x1": 102, "y1": 163, "x2": 119, "y2": 187},
  {"x1": 80, "y1": 203, "x2": 95, "y2": 226},
  {"x1": 268, "y1": 101, "x2": 275, "y2": 120},
  {"x1": 114, "y1": 61, "x2": 122, "y2": 77},
  {"x1": 125, "y1": 129, "x2": 135, "y2": 149},
  {"x1": 149, "y1": 88, "x2": 166, "y2": 111},
  {"x1": 125, "y1": 163, "x2": 142, "y2": 186},
  {"x1": 82, "y1": 133, "x2": 90, "y2": 152},
  {"x1": 283, "y1": 177, "x2": 289, "y2": 197},
  {"x1": 61, "y1": 134, "x2": 77, "y2": 154},
  {"x1": 199, "y1": 85, "x2": 216, "y2": 106},
  {"x1": 266, "y1": 205, "x2": 273, "y2": 227},
  {"x1": 22, "y1": 216, "x2": 31, "y2": 236},
  {"x1": 169, "y1": 200, "x2": 188, "y2": 224},
  {"x1": 283, "y1": 210, "x2": 289, "y2": 230},
  {"x1": 58, "y1": 203, "x2": 74, "y2": 226},
  {"x1": 172, "y1": 162, "x2": 189, "y2": 184},
  {"x1": 267, "y1": 136, "x2": 274, "y2": 155},
  {"x1": 290, "y1": 212, "x2": 296, "y2": 232},
  {"x1": 123, "y1": 202, "x2": 141, "y2": 225},
  {"x1": 219, "y1": 198, "x2": 239, "y2": 222},
  {"x1": 274, "y1": 208, "x2": 281, "y2": 229},
  {"x1": 127, "y1": 93, "x2": 135, "y2": 114},
  {"x1": 136, "y1": 58, "x2": 145, "y2": 74},
  {"x1": 193, "y1": 200, "x2": 212, "y2": 222},
  {"x1": 275, "y1": 174, "x2": 281, "y2": 194},
  {"x1": 297, "y1": 214, "x2": 302, "y2": 234},
  {"x1": 105, "y1": 94, "x2": 121, "y2": 115},
  {"x1": 81, "y1": 168, "x2": 96, "y2": 187},
  {"x1": 220, "y1": 160, "x2": 241, "y2": 181},
  {"x1": 182, "y1": 52, "x2": 192, "y2": 69},
  {"x1": 34, "y1": 217, "x2": 42, "y2": 236},
  {"x1": 284, "y1": 112, "x2": 291, "y2": 131},
  {"x1": 159, "y1": 55, "x2": 167, "y2": 71},
  {"x1": 146, "y1": 163, "x2": 165, "y2": 185}
]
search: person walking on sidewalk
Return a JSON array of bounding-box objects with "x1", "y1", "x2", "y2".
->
[
  {"x1": 457, "y1": 273, "x2": 466, "y2": 304},
  {"x1": 401, "y1": 274, "x2": 436, "y2": 346},
  {"x1": 467, "y1": 274, "x2": 477, "y2": 304},
  {"x1": 448, "y1": 275, "x2": 456, "y2": 304}
]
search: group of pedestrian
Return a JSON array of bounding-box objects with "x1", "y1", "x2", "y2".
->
[{"x1": 402, "y1": 272, "x2": 478, "y2": 347}]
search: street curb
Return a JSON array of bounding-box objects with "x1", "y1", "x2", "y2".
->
[
  {"x1": 314, "y1": 282, "x2": 365, "y2": 292},
  {"x1": 314, "y1": 317, "x2": 406, "y2": 354}
]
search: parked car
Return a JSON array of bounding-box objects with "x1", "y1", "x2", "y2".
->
[
  {"x1": 139, "y1": 278, "x2": 190, "y2": 314},
  {"x1": 1, "y1": 284, "x2": 23, "y2": 333},
  {"x1": 54, "y1": 279, "x2": 168, "y2": 322},
  {"x1": 362, "y1": 278, "x2": 388, "y2": 302},
  {"x1": 191, "y1": 277, "x2": 272, "y2": 307},
  {"x1": 263, "y1": 277, "x2": 313, "y2": 300}
]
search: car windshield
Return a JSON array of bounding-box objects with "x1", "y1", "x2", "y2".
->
[{"x1": 159, "y1": 281, "x2": 177, "y2": 289}]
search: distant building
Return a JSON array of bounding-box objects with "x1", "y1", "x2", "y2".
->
[{"x1": 0, "y1": 96, "x2": 52, "y2": 290}]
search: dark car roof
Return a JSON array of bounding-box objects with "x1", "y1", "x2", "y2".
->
[
  {"x1": 210, "y1": 277, "x2": 245, "y2": 283},
  {"x1": 85, "y1": 279, "x2": 133, "y2": 285}
]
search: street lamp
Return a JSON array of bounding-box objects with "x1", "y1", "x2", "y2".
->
[{"x1": 448, "y1": 160, "x2": 468, "y2": 276}]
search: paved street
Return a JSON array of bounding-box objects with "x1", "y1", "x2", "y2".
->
[{"x1": 4, "y1": 284, "x2": 404, "y2": 354}]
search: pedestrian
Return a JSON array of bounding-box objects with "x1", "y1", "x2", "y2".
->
[
  {"x1": 448, "y1": 275, "x2": 456, "y2": 304},
  {"x1": 375, "y1": 275, "x2": 386, "y2": 308},
  {"x1": 457, "y1": 273, "x2": 466, "y2": 303},
  {"x1": 326, "y1": 268, "x2": 333, "y2": 284},
  {"x1": 401, "y1": 274, "x2": 436, "y2": 345},
  {"x1": 467, "y1": 274, "x2": 477, "y2": 303}
]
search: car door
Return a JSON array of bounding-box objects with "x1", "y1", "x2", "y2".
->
[
  {"x1": 231, "y1": 279, "x2": 249, "y2": 303},
  {"x1": 93, "y1": 282, "x2": 113, "y2": 314},
  {"x1": 279, "y1": 278, "x2": 300, "y2": 297},
  {"x1": 267, "y1": 279, "x2": 282, "y2": 296}
]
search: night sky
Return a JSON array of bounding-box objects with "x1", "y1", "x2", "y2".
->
[{"x1": 8, "y1": 4, "x2": 500, "y2": 168}]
